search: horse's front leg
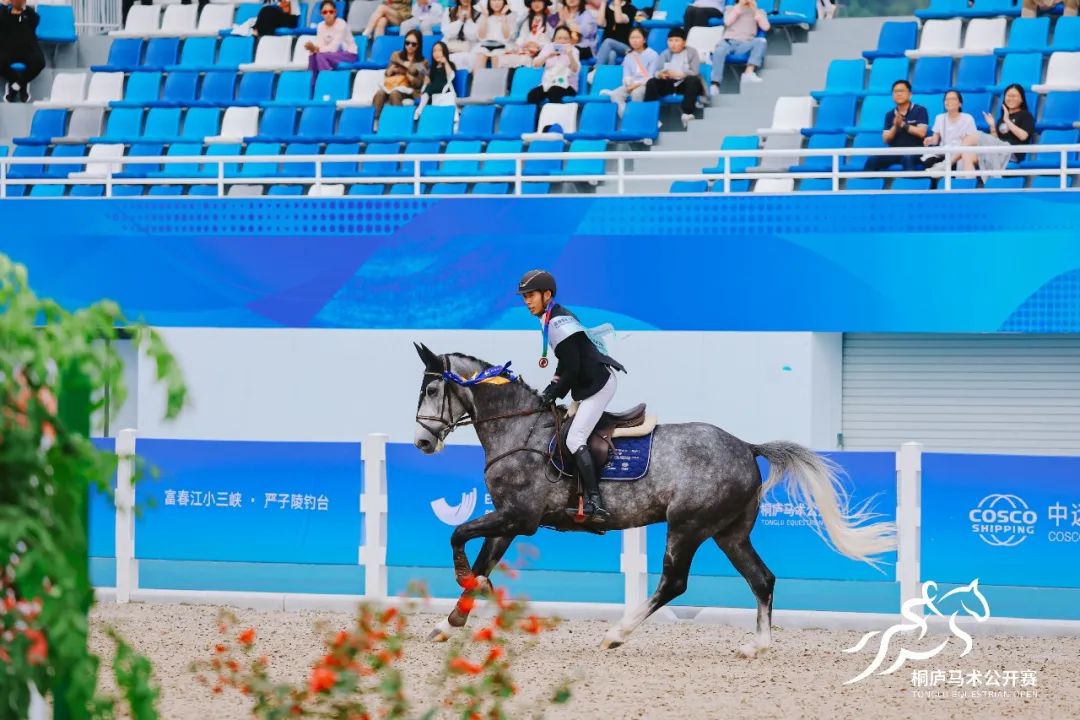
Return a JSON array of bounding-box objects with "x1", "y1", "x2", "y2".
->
[{"x1": 428, "y1": 536, "x2": 515, "y2": 642}]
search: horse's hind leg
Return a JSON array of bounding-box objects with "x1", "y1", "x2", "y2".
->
[
  {"x1": 600, "y1": 527, "x2": 706, "y2": 650},
  {"x1": 715, "y1": 505, "x2": 776, "y2": 658},
  {"x1": 430, "y1": 535, "x2": 514, "y2": 642}
]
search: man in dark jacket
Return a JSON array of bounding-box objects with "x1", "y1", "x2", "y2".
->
[
  {"x1": 0, "y1": 0, "x2": 45, "y2": 103},
  {"x1": 518, "y1": 269, "x2": 626, "y2": 523}
]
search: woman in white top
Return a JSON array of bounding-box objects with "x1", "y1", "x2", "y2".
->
[
  {"x1": 497, "y1": 0, "x2": 553, "y2": 68},
  {"x1": 305, "y1": 1, "x2": 358, "y2": 86},
  {"x1": 473, "y1": 0, "x2": 517, "y2": 68},
  {"x1": 923, "y1": 89, "x2": 979, "y2": 172},
  {"x1": 442, "y1": 0, "x2": 482, "y2": 69}
]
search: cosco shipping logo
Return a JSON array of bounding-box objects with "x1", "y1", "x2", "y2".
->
[{"x1": 969, "y1": 494, "x2": 1038, "y2": 547}]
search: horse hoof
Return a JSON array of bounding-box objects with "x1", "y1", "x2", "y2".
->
[
  {"x1": 429, "y1": 618, "x2": 453, "y2": 642},
  {"x1": 599, "y1": 637, "x2": 623, "y2": 651},
  {"x1": 737, "y1": 643, "x2": 765, "y2": 659}
]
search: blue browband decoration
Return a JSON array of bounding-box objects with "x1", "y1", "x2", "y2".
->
[{"x1": 442, "y1": 361, "x2": 518, "y2": 386}]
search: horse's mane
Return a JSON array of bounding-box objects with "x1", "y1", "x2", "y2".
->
[{"x1": 446, "y1": 352, "x2": 543, "y2": 399}]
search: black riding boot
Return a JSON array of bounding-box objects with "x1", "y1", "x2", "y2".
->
[{"x1": 574, "y1": 447, "x2": 610, "y2": 524}]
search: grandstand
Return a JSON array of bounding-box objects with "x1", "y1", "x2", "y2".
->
[{"x1": 0, "y1": 0, "x2": 1077, "y2": 196}]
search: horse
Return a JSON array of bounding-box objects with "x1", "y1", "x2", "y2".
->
[
  {"x1": 411, "y1": 344, "x2": 897, "y2": 654},
  {"x1": 843, "y1": 579, "x2": 990, "y2": 684}
]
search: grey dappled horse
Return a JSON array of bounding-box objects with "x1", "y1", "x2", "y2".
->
[{"x1": 412, "y1": 345, "x2": 896, "y2": 654}]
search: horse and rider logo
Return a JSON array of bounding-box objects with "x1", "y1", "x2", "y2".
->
[
  {"x1": 430, "y1": 488, "x2": 478, "y2": 526},
  {"x1": 844, "y1": 579, "x2": 991, "y2": 685}
]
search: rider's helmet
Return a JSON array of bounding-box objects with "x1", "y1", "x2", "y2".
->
[{"x1": 517, "y1": 269, "x2": 556, "y2": 296}]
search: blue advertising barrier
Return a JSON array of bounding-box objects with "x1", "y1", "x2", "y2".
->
[
  {"x1": 922, "y1": 453, "x2": 1080, "y2": 619},
  {"x1": 134, "y1": 439, "x2": 363, "y2": 564},
  {"x1": 645, "y1": 452, "x2": 900, "y2": 612}
]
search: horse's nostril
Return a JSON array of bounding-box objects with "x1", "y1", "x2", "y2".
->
[{"x1": 416, "y1": 439, "x2": 432, "y2": 451}]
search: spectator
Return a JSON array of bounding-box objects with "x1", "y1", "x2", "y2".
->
[
  {"x1": 417, "y1": 40, "x2": 457, "y2": 113},
  {"x1": 603, "y1": 27, "x2": 657, "y2": 117},
  {"x1": 1022, "y1": 0, "x2": 1077, "y2": 17},
  {"x1": 684, "y1": 0, "x2": 724, "y2": 30},
  {"x1": 372, "y1": 28, "x2": 428, "y2": 125},
  {"x1": 963, "y1": 83, "x2": 1036, "y2": 176},
  {"x1": 361, "y1": 0, "x2": 413, "y2": 38},
  {"x1": 399, "y1": 0, "x2": 444, "y2": 34},
  {"x1": 442, "y1": 0, "x2": 482, "y2": 68},
  {"x1": 644, "y1": 27, "x2": 704, "y2": 128},
  {"x1": 306, "y1": 1, "x2": 359, "y2": 87},
  {"x1": 595, "y1": 0, "x2": 636, "y2": 66},
  {"x1": 923, "y1": 89, "x2": 979, "y2": 172},
  {"x1": 474, "y1": 0, "x2": 517, "y2": 68},
  {"x1": 253, "y1": 0, "x2": 300, "y2": 37},
  {"x1": 526, "y1": 24, "x2": 580, "y2": 108},
  {"x1": 0, "y1": 0, "x2": 44, "y2": 103},
  {"x1": 554, "y1": 0, "x2": 598, "y2": 62},
  {"x1": 708, "y1": 0, "x2": 768, "y2": 95},
  {"x1": 865, "y1": 79, "x2": 928, "y2": 173},
  {"x1": 497, "y1": 0, "x2": 553, "y2": 68}
]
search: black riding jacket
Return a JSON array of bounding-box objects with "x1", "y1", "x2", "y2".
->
[{"x1": 542, "y1": 304, "x2": 625, "y2": 402}]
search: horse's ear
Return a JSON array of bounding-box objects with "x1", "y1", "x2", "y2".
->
[{"x1": 414, "y1": 342, "x2": 440, "y2": 370}]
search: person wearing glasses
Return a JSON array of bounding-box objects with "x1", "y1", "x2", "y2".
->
[
  {"x1": 361, "y1": 0, "x2": 414, "y2": 38},
  {"x1": 372, "y1": 28, "x2": 429, "y2": 125},
  {"x1": 305, "y1": 1, "x2": 359, "y2": 86}
]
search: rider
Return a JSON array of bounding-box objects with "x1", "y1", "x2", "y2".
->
[{"x1": 517, "y1": 269, "x2": 626, "y2": 523}]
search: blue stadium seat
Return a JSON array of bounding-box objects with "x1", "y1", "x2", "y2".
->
[
  {"x1": 91, "y1": 38, "x2": 143, "y2": 72},
  {"x1": 959, "y1": 0, "x2": 1021, "y2": 18},
  {"x1": 148, "y1": 184, "x2": 186, "y2": 196},
  {"x1": 43, "y1": 144, "x2": 86, "y2": 178},
  {"x1": 954, "y1": 55, "x2": 998, "y2": 92},
  {"x1": 578, "y1": 65, "x2": 623, "y2": 103},
  {"x1": 988, "y1": 53, "x2": 1044, "y2": 93},
  {"x1": 639, "y1": 0, "x2": 691, "y2": 29},
  {"x1": 29, "y1": 184, "x2": 66, "y2": 197},
  {"x1": 646, "y1": 28, "x2": 669, "y2": 54},
  {"x1": 321, "y1": 142, "x2": 360, "y2": 177},
  {"x1": 455, "y1": 105, "x2": 496, "y2": 141},
  {"x1": 789, "y1": 133, "x2": 847, "y2": 172},
  {"x1": 355, "y1": 35, "x2": 403, "y2": 69},
  {"x1": 802, "y1": 95, "x2": 858, "y2": 136},
  {"x1": 471, "y1": 182, "x2": 509, "y2": 194},
  {"x1": 845, "y1": 178, "x2": 886, "y2": 191},
  {"x1": 140, "y1": 107, "x2": 183, "y2": 143},
  {"x1": 111, "y1": 71, "x2": 162, "y2": 108},
  {"x1": 142, "y1": 38, "x2": 181, "y2": 71},
  {"x1": 118, "y1": 143, "x2": 164, "y2": 178},
  {"x1": 216, "y1": 36, "x2": 256, "y2": 69},
  {"x1": 295, "y1": 105, "x2": 336, "y2": 141},
  {"x1": 35, "y1": 5, "x2": 77, "y2": 43},
  {"x1": 964, "y1": 92, "x2": 993, "y2": 130},
  {"x1": 1037, "y1": 92, "x2": 1080, "y2": 130},
  {"x1": 267, "y1": 71, "x2": 313, "y2": 106},
  {"x1": 798, "y1": 178, "x2": 833, "y2": 191},
  {"x1": 403, "y1": 141, "x2": 441, "y2": 175},
  {"x1": 912, "y1": 92, "x2": 944, "y2": 116},
  {"x1": 13, "y1": 109, "x2": 67, "y2": 146},
  {"x1": 414, "y1": 106, "x2": 456, "y2": 141},
  {"x1": 428, "y1": 183, "x2": 469, "y2": 194},
  {"x1": 494, "y1": 68, "x2": 543, "y2": 104},
  {"x1": 1030, "y1": 175, "x2": 1070, "y2": 189},
  {"x1": 337, "y1": 106, "x2": 376, "y2": 141},
  {"x1": 310, "y1": 70, "x2": 350, "y2": 106},
  {"x1": 359, "y1": 142, "x2": 403, "y2": 177},
  {"x1": 168, "y1": 37, "x2": 218, "y2": 71},
  {"x1": 911, "y1": 57, "x2": 952, "y2": 94},
  {"x1": 703, "y1": 134, "x2": 758, "y2": 175},
  {"x1": 841, "y1": 132, "x2": 886, "y2": 171},
  {"x1": 710, "y1": 179, "x2": 751, "y2": 192},
  {"x1": 984, "y1": 176, "x2": 1026, "y2": 188},
  {"x1": 7, "y1": 145, "x2": 47, "y2": 179},
  {"x1": 281, "y1": 142, "x2": 320, "y2": 178},
  {"x1": 944, "y1": 178, "x2": 979, "y2": 189},
  {"x1": 811, "y1": 60, "x2": 867, "y2": 99},
  {"x1": 670, "y1": 180, "x2": 708, "y2": 193},
  {"x1": 112, "y1": 184, "x2": 145, "y2": 196},
  {"x1": 771, "y1": 0, "x2": 817, "y2": 28},
  {"x1": 1050, "y1": 17, "x2": 1080, "y2": 52},
  {"x1": 268, "y1": 184, "x2": 305, "y2": 195},
  {"x1": 202, "y1": 143, "x2": 243, "y2": 178},
  {"x1": 567, "y1": 103, "x2": 618, "y2": 140},
  {"x1": 69, "y1": 184, "x2": 105, "y2": 197},
  {"x1": 561, "y1": 139, "x2": 607, "y2": 177},
  {"x1": 362, "y1": 105, "x2": 414, "y2": 142},
  {"x1": 142, "y1": 71, "x2": 198, "y2": 108},
  {"x1": 388, "y1": 182, "x2": 423, "y2": 195},
  {"x1": 180, "y1": 108, "x2": 221, "y2": 141},
  {"x1": 430, "y1": 140, "x2": 483, "y2": 177},
  {"x1": 844, "y1": 95, "x2": 893, "y2": 135},
  {"x1": 916, "y1": 0, "x2": 968, "y2": 20},
  {"x1": 348, "y1": 183, "x2": 386, "y2": 195},
  {"x1": 234, "y1": 3, "x2": 263, "y2": 24},
  {"x1": 610, "y1": 100, "x2": 659, "y2": 142},
  {"x1": 480, "y1": 140, "x2": 523, "y2": 176},
  {"x1": 864, "y1": 57, "x2": 910, "y2": 95},
  {"x1": 492, "y1": 104, "x2": 535, "y2": 140},
  {"x1": 863, "y1": 21, "x2": 918, "y2": 60},
  {"x1": 239, "y1": 142, "x2": 281, "y2": 178},
  {"x1": 152, "y1": 143, "x2": 202, "y2": 179},
  {"x1": 1020, "y1": 129, "x2": 1079, "y2": 168},
  {"x1": 187, "y1": 185, "x2": 219, "y2": 196},
  {"x1": 247, "y1": 105, "x2": 297, "y2": 142},
  {"x1": 521, "y1": 182, "x2": 551, "y2": 194},
  {"x1": 191, "y1": 71, "x2": 237, "y2": 107},
  {"x1": 995, "y1": 17, "x2": 1051, "y2": 56},
  {"x1": 891, "y1": 178, "x2": 933, "y2": 190},
  {"x1": 234, "y1": 71, "x2": 276, "y2": 106}
]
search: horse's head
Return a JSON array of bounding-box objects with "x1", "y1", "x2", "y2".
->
[
  {"x1": 939, "y1": 578, "x2": 991, "y2": 622},
  {"x1": 413, "y1": 342, "x2": 468, "y2": 455}
]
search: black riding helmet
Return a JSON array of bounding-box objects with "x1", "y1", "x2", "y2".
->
[{"x1": 517, "y1": 269, "x2": 556, "y2": 296}]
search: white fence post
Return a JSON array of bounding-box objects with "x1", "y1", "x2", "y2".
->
[
  {"x1": 896, "y1": 441, "x2": 922, "y2": 616},
  {"x1": 620, "y1": 527, "x2": 648, "y2": 609},
  {"x1": 27, "y1": 683, "x2": 47, "y2": 720},
  {"x1": 114, "y1": 429, "x2": 138, "y2": 604},
  {"x1": 360, "y1": 434, "x2": 389, "y2": 600}
]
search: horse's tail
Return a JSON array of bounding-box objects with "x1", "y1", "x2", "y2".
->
[{"x1": 751, "y1": 441, "x2": 896, "y2": 570}]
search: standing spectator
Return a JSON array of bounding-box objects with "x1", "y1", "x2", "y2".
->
[
  {"x1": 526, "y1": 24, "x2": 580, "y2": 108},
  {"x1": 305, "y1": 1, "x2": 359, "y2": 88},
  {"x1": 684, "y1": 0, "x2": 724, "y2": 30},
  {"x1": 595, "y1": 0, "x2": 636, "y2": 66},
  {"x1": 964, "y1": 83, "x2": 1036, "y2": 175},
  {"x1": 708, "y1": 0, "x2": 768, "y2": 95},
  {"x1": 644, "y1": 27, "x2": 703, "y2": 128},
  {"x1": 372, "y1": 28, "x2": 429, "y2": 124},
  {"x1": 474, "y1": 0, "x2": 517, "y2": 68},
  {"x1": 923, "y1": 89, "x2": 979, "y2": 172},
  {"x1": 442, "y1": 0, "x2": 482, "y2": 68},
  {"x1": 361, "y1": 0, "x2": 413, "y2": 38},
  {"x1": 603, "y1": 27, "x2": 657, "y2": 116},
  {"x1": 865, "y1": 79, "x2": 928, "y2": 173},
  {"x1": 497, "y1": 0, "x2": 552, "y2": 68},
  {"x1": 554, "y1": 0, "x2": 598, "y2": 61},
  {"x1": 0, "y1": 0, "x2": 44, "y2": 103},
  {"x1": 253, "y1": 0, "x2": 300, "y2": 37},
  {"x1": 1022, "y1": 0, "x2": 1077, "y2": 17},
  {"x1": 399, "y1": 0, "x2": 444, "y2": 34}
]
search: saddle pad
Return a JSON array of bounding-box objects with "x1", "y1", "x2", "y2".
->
[{"x1": 548, "y1": 433, "x2": 654, "y2": 482}]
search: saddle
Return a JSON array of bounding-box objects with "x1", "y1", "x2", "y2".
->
[{"x1": 558, "y1": 403, "x2": 650, "y2": 473}]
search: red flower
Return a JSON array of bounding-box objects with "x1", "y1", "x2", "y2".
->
[
  {"x1": 25, "y1": 629, "x2": 47, "y2": 665},
  {"x1": 238, "y1": 628, "x2": 256, "y2": 646},
  {"x1": 448, "y1": 657, "x2": 483, "y2": 675},
  {"x1": 225, "y1": 660, "x2": 240, "y2": 673},
  {"x1": 520, "y1": 616, "x2": 542, "y2": 635},
  {"x1": 484, "y1": 647, "x2": 503, "y2": 665},
  {"x1": 472, "y1": 626, "x2": 494, "y2": 642},
  {"x1": 380, "y1": 607, "x2": 398, "y2": 623},
  {"x1": 457, "y1": 596, "x2": 476, "y2": 614},
  {"x1": 493, "y1": 587, "x2": 511, "y2": 610},
  {"x1": 212, "y1": 686, "x2": 223, "y2": 695},
  {"x1": 309, "y1": 667, "x2": 337, "y2": 693},
  {"x1": 331, "y1": 629, "x2": 349, "y2": 648},
  {"x1": 214, "y1": 643, "x2": 227, "y2": 654}
]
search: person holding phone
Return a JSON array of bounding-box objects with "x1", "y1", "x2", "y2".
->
[
  {"x1": 595, "y1": 0, "x2": 637, "y2": 66},
  {"x1": 708, "y1": 0, "x2": 769, "y2": 95},
  {"x1": 526, "y1": 24, "x2": 581, "y2": 110},
  {"x1": 865, "y1": 79, "x2": 928, "y2": 173}
]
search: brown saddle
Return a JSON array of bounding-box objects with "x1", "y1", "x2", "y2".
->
[{"x1": 558, "y1": 403, "x2": 648, "y2": 473}]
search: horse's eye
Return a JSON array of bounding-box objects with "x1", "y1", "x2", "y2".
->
[{"x1": 426, "y1": 385, "x2": 437, "y2": 397}]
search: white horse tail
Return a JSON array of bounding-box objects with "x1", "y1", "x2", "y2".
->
[{"x1": 752, "y1": 441, "x2": 897, "y2": 569}]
